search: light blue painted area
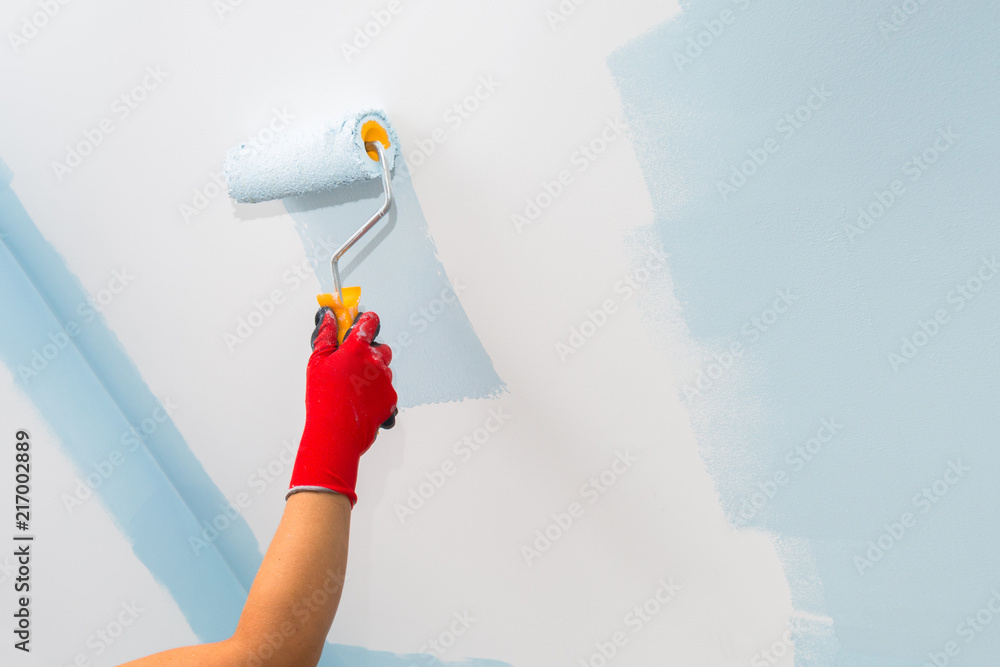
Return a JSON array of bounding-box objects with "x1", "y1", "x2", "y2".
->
[
  {"x1": 0, "y1": 158, "x2": 508, "y2": 666},
  {"x1": 0, "y1": 157, "x2": 265, "y2": 594},
  {"x1": 609, "y1": 1, "x2": 1000, "y2": 665},
  {"x1": 322, "y1": 645, "x2": 510, "y2": 667},
  {"x1": 0, "y1": 160, "x2": 250, "y2": 640},
  {"x1": 284, "y1": 162, "x2": 505, "y2": 408}
]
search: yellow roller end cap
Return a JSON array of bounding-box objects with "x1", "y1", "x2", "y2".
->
[
  {"x1": 361, "y1": 120, "x2": 390, "y2": 161},
  {"x1": 316, "y1": 286, "x2": 362, "y2": 344}
]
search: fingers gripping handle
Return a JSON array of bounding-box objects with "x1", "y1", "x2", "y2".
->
[{"x1": 309, "y1": 303, "x2": 399, "y2": 430}]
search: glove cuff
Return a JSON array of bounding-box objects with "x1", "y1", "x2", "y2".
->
[
  {"x1": 284, "y1": 486, "x2": 353, "y2": 504},
  {"x1": 288, "y1": 417, "x2": 362, "y2": 507}
]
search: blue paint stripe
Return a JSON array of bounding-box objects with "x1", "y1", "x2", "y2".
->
[
  {"x1": 0, "y1": 157, "x2": 508, "y2": 666},
  {"x1": 0, "y1": 175, "x2": 248, "y2": 640},
  {"x1": 0, "y1": 157, "x2": 264, "y2": 595}
]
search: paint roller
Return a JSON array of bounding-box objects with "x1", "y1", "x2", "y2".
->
[{"x1": 224, "y1": 109, "x2": 399, "y2": 343}]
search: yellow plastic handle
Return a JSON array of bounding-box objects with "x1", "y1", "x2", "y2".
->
[{"x1": 316, "y1": 286, "x2": 361, "y2": 344}]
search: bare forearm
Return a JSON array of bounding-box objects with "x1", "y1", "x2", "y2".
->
[
  {"x1": 232, "y1": 491, "x2": 352, "y2": 666},
  {"x1": 120, "y1": 492, "x2": 351, "y2": 667}
]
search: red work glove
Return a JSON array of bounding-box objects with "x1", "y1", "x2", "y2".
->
[{"x1": 286, "y1": 308, "x2": 398, "y2": 507}]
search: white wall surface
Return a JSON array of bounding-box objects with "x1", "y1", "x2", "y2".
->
[{"x1": 0, "y1": 2, "x2": 796, "y2": 665}]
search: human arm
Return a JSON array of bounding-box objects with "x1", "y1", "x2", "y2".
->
[
  {"x1": 119, "y1": 310, "x2": 396, "y2": 667},
  {"x1": 119, "y1": 492, "x2": 351, "y2": 667}
]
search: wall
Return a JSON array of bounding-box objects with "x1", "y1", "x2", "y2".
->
[{"x1": 1, "y1": 1, "x2": 993, "y2": 666}]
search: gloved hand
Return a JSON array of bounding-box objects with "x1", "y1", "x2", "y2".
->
[{"x1": 287, "y1": 308, "x2": 398, "y2": 507}]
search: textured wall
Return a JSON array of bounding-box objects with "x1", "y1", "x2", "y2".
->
[{"x1": 4, "y1": 1, "x2": 984, "y2": 666}]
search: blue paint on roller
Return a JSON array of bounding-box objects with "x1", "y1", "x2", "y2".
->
[
  {"x1": 609, "y1": 1, "x2": 1000, "y2": 664},
  {"x1": 226, "y1": 109, "x2": 401, "y2": 203},
  {"x1": 0, "y1": 157, "x2": 508, "y2": 665}
]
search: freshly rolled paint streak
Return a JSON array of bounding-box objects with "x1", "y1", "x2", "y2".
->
[
  {"x1": 284, "y1": 161, "x2": 505, "y2": 408},
  {"x1": 0, "y1": 158, "x2": 508, "y2": 666}
]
